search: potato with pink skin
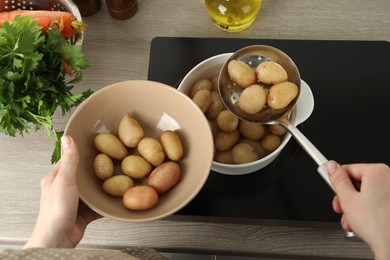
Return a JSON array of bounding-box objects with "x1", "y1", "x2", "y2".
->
[
  {"x1": 123, "y1": 186, "x2": 159, "y2": 211},
  {"x1": 148, "y1": 161, "x2": 181, "y2": 194}
]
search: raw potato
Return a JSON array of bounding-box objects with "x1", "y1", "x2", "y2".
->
[
  {"x1": 190, "y1": 79, "x2": 212, "y2": 97},
  {"x1": 214, "y1": 149, "x2": 234, "y2": 164},
  {"x1": 261, "y1": 134, "x2": 281, "y2": 152},
  {"x1": 267, "y1": 81, "x2": 299, "y2": 109},
  {"x1": 238, "y1": 120, "x2": 265, "y2": 140},
  {"x1": 148, "y1": 161, "x2": 181, "y2": 194},
  {"x1": 103, "y1": 175, "x2": 134, "y2": 197},
  {"x1": 123, "y1": 186, "x2": 159, "y2": 211},
  {"x1": 192, "y1": 89, "x2": 211, "y2": 113},
  {"x1": 206, "y1": 91, "x2": 225, "y2": 119},
  {"x1": 227, "y1": 60, "x2": 256, "y2": 88},
  {"x1": 238, "y1": 84, "x2": 266, "y2": 114},
  {"x1": 216, "y1": 110, "x2": 239, "y2": 132},
  {"x1": 137, "y1": 137, "x2": 165, "y2": 166},
  {"x1": 232, "y1": 143, "x2": 260, "y2": 164},
  {"x1": 215, "y1": 129, "x2": 240, "y2": 152},
  {"x1": 118, "y1": 113, "x2": 144, "y2": 148},
  {"x1": 160, "y1": 131, "x2": 184, "y2": 161},
  {"x1": 93, "y1": 153, "x2": 114, "y2": 180},
  {"x1": 256, "y1": 61, "x2": 288, "y2": 85},
  {"x1": 94, "y1": 133, "x2": 128, "y2": 160},
  {"x1": 121, "y1": 155, "x2": 152, "y2": 179}
]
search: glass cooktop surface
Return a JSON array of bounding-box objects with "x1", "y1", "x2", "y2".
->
[{"x1": 148, "y1": 37, "x2": 390, "y2": 222}]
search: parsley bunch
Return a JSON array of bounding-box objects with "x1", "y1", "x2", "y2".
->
[{"x1": 0, "y1": 16, "x2": 92, "y2": 163}]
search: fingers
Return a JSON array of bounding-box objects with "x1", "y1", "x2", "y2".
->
[
  {"x1": 327, "y1": 160, "x2": 358, "y2": 201},
  {"x1": 332, "y1": 195, "x2": 343, "y2": 214},
  {"x1": 78, "y1": 201, "x2": 102, "y2": 224},
  {"x1": 340, "y1": 214, "x2": 353, "y2": 232},
  {"x1": 56, "y1": 135, "x2": 80, "y2": 183},
  {"x1": 40, "y1": 162, "x2": 61, "y2": 188},
  {"x1": 342, "y1": 163, "x2": 390, "y2": 181}
]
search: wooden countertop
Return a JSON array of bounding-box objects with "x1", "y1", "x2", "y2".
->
[{"x1": 1, "y1": 0, "x2": 389, "y2": 258}]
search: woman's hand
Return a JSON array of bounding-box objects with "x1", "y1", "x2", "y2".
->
[
  {"x1": 327, "y1": 161, "x2": 390, "y2": 260},
  {"x1": 24, "y1": 135, "x2": 101, "y2": 249}
]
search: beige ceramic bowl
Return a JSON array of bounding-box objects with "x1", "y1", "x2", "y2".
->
[
  {"x1": 178, "y1": 53, "x2": 314, "y2": 175},
  {"x1": 64, "y1": 80, "x2": 214, "y2": 222}
]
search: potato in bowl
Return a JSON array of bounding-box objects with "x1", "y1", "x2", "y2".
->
[
  {"x1": 178, "y1": 53, "x2": 315, "y2": 175},
  {"x1": 64, "y1": 80, "x2": 214, "y2": 222}
]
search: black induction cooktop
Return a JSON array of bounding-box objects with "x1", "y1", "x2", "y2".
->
[{"x1": 147, "y1": 37, "x2": 390, "y2": 223}]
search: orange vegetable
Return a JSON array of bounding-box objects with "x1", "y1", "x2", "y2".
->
[
  {"x1": 63, "y1": 61, "x2": 74, "y2": 75},
  {"x1": 0, "y1": 10, "x2": 85, "y2": 38}
]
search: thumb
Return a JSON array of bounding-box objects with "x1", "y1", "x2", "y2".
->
[
  {"x1": 327, "y1": 160, "x2": 357, "y2": 203},
  {"x1": 57, "y1": 135, "x2": 80, "y2": 181}
]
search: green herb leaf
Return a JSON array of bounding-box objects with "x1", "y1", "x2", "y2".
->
[{"x1": 0, "y1": 15, "x2": 92, "y2": 163}]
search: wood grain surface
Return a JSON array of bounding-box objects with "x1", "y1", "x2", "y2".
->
[{"x1": 1, "y1": 0, "x2": 389, "y2": 258}]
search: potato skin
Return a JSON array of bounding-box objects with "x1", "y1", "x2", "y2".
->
[
  {"x1": 160, "y1": 131, "x2": 184, "y2": 161},
  {"x1": 240, "y1": 138, "x2": 266, "y2": 159},
  {"x1": 93, "y1": 153, "x2": 114, "y2": 180},
  {"x1": 228, "y1": 60, "x2": 256, "y2": 88},
  {"x1": 269, "y1": 125, "x2": 287, "y2": 136},
  {"x1": 148, "y1": 161, "x2": 181, "y2": 194},
  {"x1": 256, "y1": 61, "x2": 288, "y2": 85},
  {"x1": 214, "y1": 149, "x2": 234, "y2": 164},
  {"x1": 190, "y1": 79, "x2": 213, "y2": 97},
  {"x1": 103, "y1": 175, "x2": 134, "y2": 197},
  {"x1": 238, "y1": 84, "x2": 267, "y2": 114},
  {"x1": 121, "y1": 155, "x2": 152, "y2": 179},
  {"x1": 123, "y1": 186, "x2": 159, "y2": 211},
  {"x1": 206, "y1": 91, "x2": 225, "y2": 119},
  {"x1": 216, "y1": 110, "x2": 239, "y2": 132},
  {"x1": 261, "y1": 134, "x2": 282, "y2": 152},
  {"x1": 94, "y1": 133, "x2": 128, "y2": 160},
  {"x1": 192, "y1": 89, "x2": 211, "y2": 113},
  {"x1": 118, "y1": 113, "x2": 144, "y2": 148},
  {"x1": 232, "y1": 143, "x2": 260, "y2": 164},
  {"x1": 215, "y1": 129, "x2": 240, "y2": 152},
  {"x1": 137, "y1": 137, "x2": 165, "y2": 166},
  {"x1": 238, "y1": 120, "x2": 265, "y2": 140},
  {"x1": 267, "y1": 81, "x2": 298, "y2": 109},
  {"x1": 210, "y1": 75, "x2": 219, "y2": 91}
]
